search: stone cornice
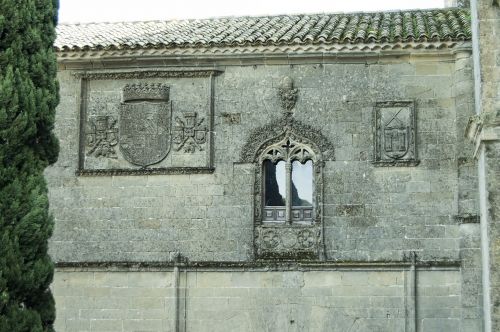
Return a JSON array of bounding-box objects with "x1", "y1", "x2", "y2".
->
[
  {"x1": 72, "y1": 69, "x2": 223, "y2": 80},
  {"x1": 57, "y1": 41, "x2": 472, "y2": 63},
  {"x1": 54, "y1": 259, "x2": 461, "y2": 272},
  {"x1": 76, "y1": 167, "x2": 215, "y2": 176}
]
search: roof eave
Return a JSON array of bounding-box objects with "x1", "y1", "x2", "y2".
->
[{"x1": 56, "y1": 41, "x2": 472, "y2": 65}]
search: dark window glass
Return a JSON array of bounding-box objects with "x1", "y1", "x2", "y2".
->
[
  {"x1": 291, "y1": 160, "x2": 313, "y2": 207},
  {"x1": 264, "y1": 160, "x2": 286, "y2": 206}
]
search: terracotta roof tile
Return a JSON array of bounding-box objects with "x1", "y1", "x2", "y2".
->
[{"x1": 55, "y1": 8, "x2": 471, "y2": 52}]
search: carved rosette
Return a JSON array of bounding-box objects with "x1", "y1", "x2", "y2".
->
[
  {"x1": 297, "y1": 229, "x2": 316, "y2": 249},
  {"x1": 261, "y1": 229, "x2": 280, "y2": 249},
  {"x1": 255, "y1": 226, "x2": 321, "y2": 259}
]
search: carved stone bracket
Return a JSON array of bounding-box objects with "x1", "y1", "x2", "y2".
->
[
  {"x1": 465, "y1": 105, "x2": 500, "y2": 158},
  {"x1": 465, "y1": 114, "x2": 483, "y2": 143}
]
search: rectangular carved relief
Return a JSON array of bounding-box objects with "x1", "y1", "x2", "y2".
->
[
  {"x1": 373, "y1": 100, "x2": 419, "y2": 167},
  {"x1": 76, "y1": 69, "x2": 222, "y2": 175}
]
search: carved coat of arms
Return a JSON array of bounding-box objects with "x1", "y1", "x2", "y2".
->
[
  {"x1": 373, "y1": 101, "x2": 417, "y2": 166},
  {"x1": 119, "y1": 83, "x2": 172, "y2": 167},
  {"x1": 383, "y1": 115, "x2": 409, "y2": 159}
]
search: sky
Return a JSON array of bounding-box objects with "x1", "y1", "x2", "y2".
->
[{"x1": 58, "y1": 0, "x2": 446, "y2": 23}]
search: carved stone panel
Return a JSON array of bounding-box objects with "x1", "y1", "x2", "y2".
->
[
  {"x1": 77, "y1": 70, "x2": 219, "y2": 175},
  {"x1": 373, "y1": 101, "x2": 418, "y2": 166},
  {"x1": 255, "y1": 226, "x2": 321, "y2": 260}
]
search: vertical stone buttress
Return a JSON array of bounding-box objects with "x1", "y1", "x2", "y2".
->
[
  {"x1": 454, "y1": 48, "x2": 484, "y2": 331},
  {"x1": 469, "y1": 0, "x2": 500, "y2": 331}
]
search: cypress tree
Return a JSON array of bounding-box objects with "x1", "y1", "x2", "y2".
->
[{"x1": 0, "y1": 0, "x2": 59, "y2": 331}]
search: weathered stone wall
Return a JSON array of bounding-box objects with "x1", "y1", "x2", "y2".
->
[
  {"x1": 52, "y1": 271, "x2": 175, "y2": 331},
  {"x1": 470, "y1": 0, "x2": 500, "y2": 330},
  {"x1": 48, "y1": 54, "x2": 475, "y2": 263},
  {"x1": 483, "y1": 142, "x2": 500, "y2": 329},
  {"x1": 451, "y1": 51, "x2": 484, "y2": 331},
  {"x1": 47, "y1": 48, "x2": 481, "y2": 331},
  {"x1": 52, "y1": 268, "x2": 461, "y2": 332}
]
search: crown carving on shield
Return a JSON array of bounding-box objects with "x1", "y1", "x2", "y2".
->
[{"x1": 122, "y1": 83, "x2": 170, "y2": 102}]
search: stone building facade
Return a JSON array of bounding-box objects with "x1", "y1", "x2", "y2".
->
[{"x1": 47, "y1": 4, "x2": 496, "y2": 331}]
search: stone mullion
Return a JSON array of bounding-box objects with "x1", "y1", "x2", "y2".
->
[{"x1": 285, "y1": 160, "x2": 292, "y2": 224}]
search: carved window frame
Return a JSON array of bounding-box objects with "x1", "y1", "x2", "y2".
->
[
  {"x1": 240, "y1": 115, "x2": 334, "y2": 260},
  {"x1": 254, "y1": 132, "x2": 323, "y2": 227}
]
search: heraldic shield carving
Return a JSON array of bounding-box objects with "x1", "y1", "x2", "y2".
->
[
  {"x1": 373, "y1": 100, "x2": 418, "y2": 166},
  {"x1": 119, "y1": 83, "x2": 172, "y2": 167}
]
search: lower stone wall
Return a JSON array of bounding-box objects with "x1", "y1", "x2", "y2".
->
[
  {"x1": 52, "y1": 271, "x2": 175, "y2": 331},
  {"x1": 52, "y1": 268, "x2": 462, "y2": 332},
  {"x1": 185, "y1": 270, "x2": 409, "y2": 332}
]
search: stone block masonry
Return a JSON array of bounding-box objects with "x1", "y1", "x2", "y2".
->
[
  {"x1": 48, "y1": 14, "x2": 481, "y2": 330},
  {"x1": 49, "y1": 55, "x2": 476, "y2": 264},
  {"x1": 52, "y1": 267, "x2": 461, "y2": 332}
]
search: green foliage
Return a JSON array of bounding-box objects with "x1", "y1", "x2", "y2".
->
[{"x1": 0, "y1": 0, "x2": 59, "y2": 331}]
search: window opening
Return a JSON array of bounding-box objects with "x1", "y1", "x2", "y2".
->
[
  {"x1": 262, "y1": 138, "x2": 315, "y2": 224},
  {"x1": 291, "y1": 160, "x2": 313, "y2": 222}
]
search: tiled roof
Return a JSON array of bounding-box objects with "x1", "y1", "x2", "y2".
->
[{"x1": 55, "y1": 9, "x2": 471, "y2": 52}]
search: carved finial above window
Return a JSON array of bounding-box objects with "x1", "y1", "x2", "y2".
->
[{"x1": 278, "y1": 76, "x2": 298, "y2": 113}]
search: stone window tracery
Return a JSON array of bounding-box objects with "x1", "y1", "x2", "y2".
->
[{"x1": 261, "y1": 137, "x2": 316, "y2": 225}]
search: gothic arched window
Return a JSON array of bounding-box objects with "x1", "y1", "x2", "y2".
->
[
  {"x1": 239, "y1": 114, "x2": 334, "y2": 260},
  {"x1": 260, "y1": 136, "x2": 317, "y2": 225}
]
